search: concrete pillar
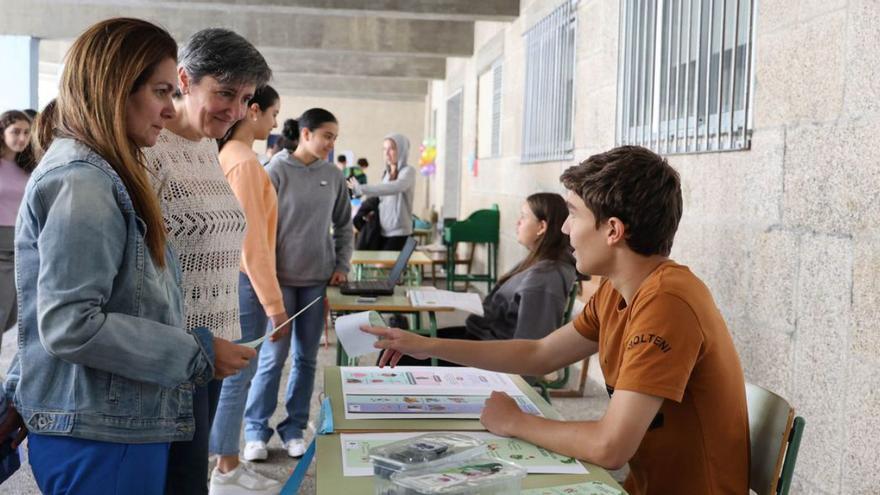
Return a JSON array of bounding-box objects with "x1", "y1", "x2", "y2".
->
[{"x1": 0, "y1": 35, "x2": 39, "y2": 111}]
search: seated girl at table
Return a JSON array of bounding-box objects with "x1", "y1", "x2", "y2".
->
[{"x1": 396, "y1": 193, "x2": 577, "y2": 365}]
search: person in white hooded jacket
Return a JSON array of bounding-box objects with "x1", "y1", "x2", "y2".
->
[{"x1": 348, "y1": 133, "x2": 416, "y2": 250}]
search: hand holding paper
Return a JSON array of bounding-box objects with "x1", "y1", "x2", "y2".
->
[
  {"x1": 335, "y1": 311, "x2": 385, "y2": 358},
  {"x1": 239, "y1": 295, "x2": 323, "y2": 348}
]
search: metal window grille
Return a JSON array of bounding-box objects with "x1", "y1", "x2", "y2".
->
[
  {"x1": 443, "y1": 92, "x2": 463, "y2": 218},
  {"x1": 521, "y1": 0, "x2": 578, "y2": 163},
  {"x1": 616, "y1": 0, "x2": 755, "y2": 154},
  {"x1": 491, "y1": 62, "x2": 503, "y2": 157}
]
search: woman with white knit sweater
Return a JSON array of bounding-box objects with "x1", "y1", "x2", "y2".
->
[{"x1": 142, "y1": 28, "x2": 272, "y2": 495}]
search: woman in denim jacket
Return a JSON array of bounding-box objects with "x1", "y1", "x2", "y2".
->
[{"x1": 0, "y1": 18, "x2": 254, "y2": 494}]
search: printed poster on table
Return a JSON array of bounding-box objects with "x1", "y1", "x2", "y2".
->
[{"x1": 340, "y1": 366, "x2": 541, "y2": 419}]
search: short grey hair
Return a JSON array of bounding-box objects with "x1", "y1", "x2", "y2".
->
[{"x1": 179, "y1": 28, "x2": 272, "y2": 88}]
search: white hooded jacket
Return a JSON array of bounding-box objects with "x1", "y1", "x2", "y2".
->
[{"x1": 352, "y1": 133, "x2": 416, "y2": 237}]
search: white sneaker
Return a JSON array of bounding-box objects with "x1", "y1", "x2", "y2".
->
[
  {"x1": 242, "y1": 441, "x2": 268, "y2": 462},
  {"x1": 284, "y1": 438, "x2": 306, "y2": 458},
  {"x1": 209, "y1": 463, "x2": 281, "y2": 495}
]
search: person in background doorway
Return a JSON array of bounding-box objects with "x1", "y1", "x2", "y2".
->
[
  {"x1": 345, "y1": 156, "x2": 368, "y2": 184},
  {"x1": 347, "y1": 133, "x2": 415, "y2": 250}
]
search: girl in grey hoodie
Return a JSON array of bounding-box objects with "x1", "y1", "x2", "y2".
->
[
  {"x1": 348, "y1": 133, "x2": 416, "y2": 250},
  {"x1": 243, "y1": 108, "x2": 352, "y2": 460}
]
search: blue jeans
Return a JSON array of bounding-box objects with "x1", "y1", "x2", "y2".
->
[
  {"x1": 29, "y1": 433, "x2": 170, "y2": 495},
  {"x1": 244, "y1": 284, "x2": 326, "y2": 443},
  {"x1": 209, "y1": 272, "x2": 267, "y2": 455}
]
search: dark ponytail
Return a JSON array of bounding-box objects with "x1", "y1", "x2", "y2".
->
[
  {"x1": 218, "y1": 84, "x2": 280, "y2": 150},
  {"x1": 280, "y1": 118, "x2": 298, "y2": 151}
]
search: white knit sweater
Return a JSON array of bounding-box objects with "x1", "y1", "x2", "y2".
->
[{"x1": 144, "y1": 129, "x2": 246, "y2": 341}]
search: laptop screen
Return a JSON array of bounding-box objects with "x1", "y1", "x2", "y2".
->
[{"x1": 385, "y1": 237, "x2": 418, "y2": 285}]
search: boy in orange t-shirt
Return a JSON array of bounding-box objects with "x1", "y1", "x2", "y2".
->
[{"x1": 364, "y1": 146, "x2": 750, "y2": 494}]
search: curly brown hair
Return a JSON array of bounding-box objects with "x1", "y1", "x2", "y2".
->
[{"x1": 560, "y1": 146, "x2": 682, "y2": 257}]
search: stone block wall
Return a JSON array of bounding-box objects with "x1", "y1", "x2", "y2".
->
[{"x1": 427, "y1": 0, "x2": 880, "y2": 491}]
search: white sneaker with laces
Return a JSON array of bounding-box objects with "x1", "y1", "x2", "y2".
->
[
  {"x1": 242, "y1": 441, "x2": 268, "y2": 462},
  {"x1": 284, "y1": 438, "x2": 306, "y2": 458},
  {"x1": 209, "y1": 463, "x2": 281, "y2": 495}
]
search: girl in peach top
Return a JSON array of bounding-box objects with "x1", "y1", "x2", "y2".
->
[{"x1": 210, "y1": 85, "x2": 286, "y2": 495}]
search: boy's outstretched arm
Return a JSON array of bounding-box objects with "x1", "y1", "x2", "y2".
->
[{"x1": 363, "y1": 321, "x2": 597, "y2": 376}]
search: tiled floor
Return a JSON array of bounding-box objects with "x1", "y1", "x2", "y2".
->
[{"x1": 0, "y1": 307, "x2": 626, "y2": 494}]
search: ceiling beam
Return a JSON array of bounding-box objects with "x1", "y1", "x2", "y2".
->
[
  {"x1": 260, "y1": 48, "x2": 446, "y2": 80},
  {"x1": 0, "y1": 1, "x2": 475, "y2": 56},
  {"x1": 70, "y1": 0, "x2": 520, "y2": 22},
  {"x1": 272, "y1": 74, "x2": 428, "y2": 100}
]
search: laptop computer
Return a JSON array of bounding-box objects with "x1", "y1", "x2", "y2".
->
[{"x1": 339, "y1": 237, "x2": 418, "y2": 296}]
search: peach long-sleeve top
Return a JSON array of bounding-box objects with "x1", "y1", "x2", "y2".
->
[{"x1": 219, "y1": 140, "x2": 285, "y2": 317}]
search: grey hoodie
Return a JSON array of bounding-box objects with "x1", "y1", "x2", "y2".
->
[
  {"x1": 266, "y1": 151, "x2": 353, "y2": 286},
  {"x1": 353, "y1": 133, "x2": 416, "y2": 237}
]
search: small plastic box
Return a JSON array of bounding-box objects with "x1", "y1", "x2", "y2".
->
[
  {"x1": 389, "y1": 457, "x2": 527, "y2": 495},
  {"x1": 368, "y1": 433, "x2": 486, "y2": 495}
]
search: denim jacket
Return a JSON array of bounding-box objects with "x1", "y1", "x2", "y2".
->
[{"x1": 4, "y1": 138, "x2": 215, "y2": 444}]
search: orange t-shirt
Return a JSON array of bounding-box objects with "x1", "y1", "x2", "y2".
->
[{"x1": 573, "y1": 261, "x2": 749, "y2": 495}]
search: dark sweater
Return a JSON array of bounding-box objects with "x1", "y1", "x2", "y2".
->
[{"x1": 465, "y1": 259, "x2": 577, "y2": 341}]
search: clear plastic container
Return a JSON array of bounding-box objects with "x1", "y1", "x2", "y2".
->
[
  {"x1": 389, "y1": 457, "x2": 527, "y2": 495},
  {"x1": 369, "y1": 433, "x2": 486, "y2": 495}
]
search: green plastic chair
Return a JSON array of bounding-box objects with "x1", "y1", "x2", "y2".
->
[
  {"x1": 535, "y1": 279, "x2": 581, "y2": 403},
  {"x1": 746, "y1": 382, "x2": 805, "y2": 495},
  {"x1": 442, "y1": 205, "x2": 500, "y2": 292}
]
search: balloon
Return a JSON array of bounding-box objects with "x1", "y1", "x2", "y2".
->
[{"x1": 418, "y1": 139, "x2": 437, "y2": 176}]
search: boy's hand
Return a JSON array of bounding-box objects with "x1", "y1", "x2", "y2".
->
[
  {"x1": 480, "y1": 391, "x2": 523, "y2": 437},
  {"x1": 360, "y1": 325, "x2": 432, "y2": 366}
]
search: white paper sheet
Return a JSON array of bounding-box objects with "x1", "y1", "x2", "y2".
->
[
  {"x1": 408, "y1": 289, "x2": 484, "y2": 316},
  {"x1": 334, "y1": 311, "x2": 384, "y2": 357}
]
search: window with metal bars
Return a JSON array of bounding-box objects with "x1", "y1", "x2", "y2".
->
[
  {"x1": 616, "y1": 0, "x2": 755, "y2": 154},
  {"x1": 521, "y1": 0, "x2": 578, "y2": 163},
  {"x1": 491, "y1": 62, "x2": 503, "y2": 157},
  {"x1": 478, "y1": 60, "x2": 504, "y2": 159}
]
